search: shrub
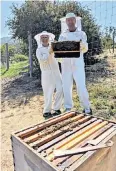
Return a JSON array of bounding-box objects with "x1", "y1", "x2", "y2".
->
[{"x1": 13, "y1": 54, "x2": 28, "y2": 62}]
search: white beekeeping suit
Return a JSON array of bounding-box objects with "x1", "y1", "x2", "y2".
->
[
  {"x1": 34, "y1": 31, "x2": 63, "y2": 115},
  {"x1": 59, "y1": 13, "x2": 91, "y2": 113}
]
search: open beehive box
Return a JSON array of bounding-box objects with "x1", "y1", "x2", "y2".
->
[
  {"x1": 51, "y1": 41, "x2": 80, "y2": 58},
  {"x1": 11, "y1": 111, "x2": 116, "y2": 171}
]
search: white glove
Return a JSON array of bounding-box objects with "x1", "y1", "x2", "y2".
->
[
  {"x1": 40, "y1": 52, "x2": 49, "y2": 61},
  {"x1": 80, "y1": 42, "x2": 88, "y2": 53},
  {"x1": 49, "y1": 46, "x2": 53, "y2": 54},
  {"x1": 56, "y1": 58, "x2": 62, "y2": 63}
]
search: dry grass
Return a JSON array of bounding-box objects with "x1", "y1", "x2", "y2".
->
[{"x1": 74, "y1": 50, "x2": 116, "y2": 120}]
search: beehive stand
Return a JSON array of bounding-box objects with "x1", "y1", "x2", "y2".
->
[{"x1": 11, "y1": 111, "x2": 116, "y2": 171}]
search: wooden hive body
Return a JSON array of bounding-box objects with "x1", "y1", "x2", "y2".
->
[{"x1": 11, "y1": 111, "x2": 116, "y2": 171}]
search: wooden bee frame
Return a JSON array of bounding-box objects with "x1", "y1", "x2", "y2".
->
[
  {"x1": 11, "y1": 111, "x2": 116, "y2": 171},
  {"x1": 51, "y1": 41, "x2": 80, "y2": 58}
]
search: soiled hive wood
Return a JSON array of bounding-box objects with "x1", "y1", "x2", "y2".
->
[
  {"x1": 51, "y1": 41, "x2": 80, "y2": 58},
  {"x1": 11, "y1": 111, "x2": 116, "y2": 171},
  {"x1": 52, "y1": 41, "x2": 80, "y2": 51}
]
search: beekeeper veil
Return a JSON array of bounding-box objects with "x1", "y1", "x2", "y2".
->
[
  {"x1": 60, "y1": 13, "x2": 82, "y2": 33},
  {"x1": 34, "y1": 31, "x2": 55, "y2": 47}
]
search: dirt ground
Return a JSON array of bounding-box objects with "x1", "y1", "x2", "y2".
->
[
  {"x1": 1, "y1": 51, "x2": 116, "y2": 171},
  {"x1": 1, "y1": 76, "x2": 45, "y2": 171}
]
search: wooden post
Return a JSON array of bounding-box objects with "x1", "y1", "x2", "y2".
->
[
  {"x1": 28, "y1": 31, "x2": 33, "y2": 78},
  {"x1": 112, "y1": 31, "x2": 115, "y2": 53},
  {"x1": 5, "y1": 43, "x2": 9, "y2": 70}
]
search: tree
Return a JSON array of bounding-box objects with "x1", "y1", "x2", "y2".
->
[
  {"x1": 102, "y1": 26, "x2": 116, "y2": 52},
  {"x1": 0, "y1": 44, "x2": 16, "y2": 65},
  {"x1": 7, "y1": 1, "x2": 103, "y2": 72}
]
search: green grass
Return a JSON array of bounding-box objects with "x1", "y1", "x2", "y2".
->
[
  {"x1": 73, "y1": 83, "x2": 116, "y2": 119},
  {"x1": 1, "y1": 61, "x2": 28, "y2": 78}
]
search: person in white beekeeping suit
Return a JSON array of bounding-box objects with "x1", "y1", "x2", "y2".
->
[
  {"x1": 34, "y1": 31, "x2": 63, "y2": 118},
  {"x1": 58, "y1": 13, "x2": 92, "y2": 114}
]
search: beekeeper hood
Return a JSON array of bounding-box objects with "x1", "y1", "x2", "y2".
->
[
  {"x1": 34, "y1": 31, "x2": 55, "y2": 47},
  {"x1": 60, "y1": 13, "x2": 82, "y2": 33}
]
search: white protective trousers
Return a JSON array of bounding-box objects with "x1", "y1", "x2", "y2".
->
[
  {"x1": 59, "y1": 29, "x2": 90, "y2": 110},
  {"x1": 36, "y1": 46, "x2": 63, "y2": 113}
]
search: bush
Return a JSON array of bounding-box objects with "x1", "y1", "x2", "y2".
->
[{"x1": 13, "y1": 54, "x2": 28, "y2": 62}]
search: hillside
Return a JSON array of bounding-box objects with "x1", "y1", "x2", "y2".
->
[{"x1": 0, "y1": 37, "x2": 18, "y2": 45}]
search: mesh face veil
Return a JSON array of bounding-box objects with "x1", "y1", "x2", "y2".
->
[
  {"x1": 60, "y1": 14, "x2": 82, "y2": 33},
  {"x1": 34, "y1": 31, "x2": 55, "y2": 47}
]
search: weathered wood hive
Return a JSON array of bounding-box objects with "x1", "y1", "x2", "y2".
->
[
  {"x1": 11, "y1": 111, "x2": 116, "y2": 171},
  {"x1": 51, "y1": 41, "x2": 80, "y2": 58}
]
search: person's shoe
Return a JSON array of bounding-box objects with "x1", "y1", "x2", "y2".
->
[
  {"x1": 52, "y1": 110, "x2": 62, "y2": 116},
  {"x1": 83, "y1": 108, "x2": 93, "y2": 115},
  {"x1": 64, "y1": 108, "x2": 71, "y2": 112},
  {"x1": 43, "y1": 112, "x2": 52, "y2": 118}
]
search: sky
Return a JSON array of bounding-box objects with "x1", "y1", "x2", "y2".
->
[
  {"x1": 1, "y1": 0, "x2": 24, "y2": 38},
  {"x1": 0, "y1": 0, "x2": 116, "y2": 38}
]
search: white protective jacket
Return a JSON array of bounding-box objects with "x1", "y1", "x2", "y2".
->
[
  {"x1": 36, "y1": 45, "x2": 63, "y2": 113},
  {"x1": 59, "y1": 29, "x2": 88, "y2": 70}
]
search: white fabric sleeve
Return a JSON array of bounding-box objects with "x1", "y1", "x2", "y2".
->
[
  {"x1": 36, "y1": 48, "x2": 49, "y2": 61},
  {"x1": 81, "y1": 31, "x2": 88, "y2": 53},
  {"x1": 36, "y1": 49, "x2": 42, "y2": 61},
  {"x1": 58, "y1": 33, "x2": 65, "y2": 41}
]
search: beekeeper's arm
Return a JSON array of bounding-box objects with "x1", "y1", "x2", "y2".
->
[
  {"x1": 80, "y1": 31, "x2": 88, "y2": 53},
  {"x1": 58, "y1": 33, "x2": 66, "y2": 42},
  {"x1": 36, "y1": 48, "x2": 49, "y2": 62}
]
